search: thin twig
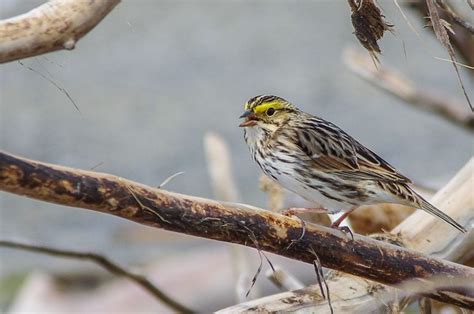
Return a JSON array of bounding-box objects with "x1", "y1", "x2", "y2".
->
[
  {"x1": 17, "y1": 60, "x2": 80, "y2": 112},
  {"x1": 124, "y1": 181, "x2": 171, "y2": 224},
  {"x1": 0, "y1": 240, "x2": 193, "y2": 314},
  {"x1": 434, "y1": 57, "x2": 474, "y2": 70},
  {"x1": 437, "y1": 0, "x2": 474, "y2": 34}
]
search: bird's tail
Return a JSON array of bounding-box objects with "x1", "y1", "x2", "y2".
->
[
  {"x1": 416, "y1": 194, "x2": 466, "y2": 233},
  {"x1": 382, "y1": 182, "x2": 467, "y2": 233}
]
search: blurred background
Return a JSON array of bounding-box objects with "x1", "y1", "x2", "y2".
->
[{"x1": 0, "y1": 0, "x2": 472, "y2": 312}]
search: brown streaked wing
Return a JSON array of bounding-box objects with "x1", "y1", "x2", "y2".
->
[{"x1": 290, "y1": 116, "x2": 412, "y2": 184}]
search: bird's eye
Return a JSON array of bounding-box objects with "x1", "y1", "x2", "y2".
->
[{"x1": 266, "y1": 108, "x2": 275, "y2": 116}]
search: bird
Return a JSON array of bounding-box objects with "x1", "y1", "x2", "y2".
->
[{"x1": 239, "y1": 95, "x2": 466, "y2": 233}]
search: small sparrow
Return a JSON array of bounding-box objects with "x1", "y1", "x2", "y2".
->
[{"x1": 239, "y1": 95, "x2": 466, "y2": 233}]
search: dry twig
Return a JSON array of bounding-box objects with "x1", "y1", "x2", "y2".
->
[
  {"x1": 0, "y1": 240, "x2": 193, "y2": 313},
  {"x1": 0, "y1": 0, "x2": 120, "y2": 64},
  {"x1": 343, "y1": 47, "x2": 474, "y2": 132}
]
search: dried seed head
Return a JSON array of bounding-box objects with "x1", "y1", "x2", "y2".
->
[{"x1": 348, "y1": 0, "x2": 394, "y2": 63}]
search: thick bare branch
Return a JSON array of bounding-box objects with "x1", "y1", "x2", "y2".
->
[
  {"x1": 0, "y1": 0, "x2": 120, "y2": 64},
  {"x1": 344, "y1": 47, "x2": 474, "y2": 132},
  {"x1": 0, "y1": 240, "x2": 193, "y2": 313},
  {"x1": 0, "y1": 150, "x2": 472, "y2": 308}
]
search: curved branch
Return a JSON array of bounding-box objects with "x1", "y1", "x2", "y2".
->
[
  {"x1": 0, "y1": 240, "x2": 193, "y2": 314},
  {"x1": 0, "y1": 0, "x2": 120, "y2": 64},
  {"x1": 0, "y1": 151, "x2": 472, "y2": 308}
]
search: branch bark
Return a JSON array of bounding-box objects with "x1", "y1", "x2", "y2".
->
[
  {"x1": 0, "y1": 0, "x2": 120, "y2": 64},
  {"x1": 0, "y1": 151, "x2": 472, "y2": 308}
]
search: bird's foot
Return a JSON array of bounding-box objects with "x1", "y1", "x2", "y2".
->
[
  {"x1": 330, "y1": 223, "x2": 354, "y2": 240},
  {"x1": 329, "y1": 207, "x2": 356, "y2": 240}
]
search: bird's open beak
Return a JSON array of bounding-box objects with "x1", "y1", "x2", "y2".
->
[{"x1": 239, "y1": 110, "x2": 258, "y2": 127}]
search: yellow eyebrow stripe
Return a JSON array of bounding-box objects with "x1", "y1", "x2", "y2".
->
[{"x1": 253, "y1": 101, "x2": 284, "y2": 114}]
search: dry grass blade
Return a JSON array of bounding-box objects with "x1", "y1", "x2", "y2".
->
[
  {"x1": 0, "y1": 240, "x2": 193, "y2": 314},
  {"x1": 241, "y1": 223, "x2": 276, "y2": 298},
  {"x1": 426, "y1": 0, "x2": 473, "y2": 111},
  {"x1": 246, "y1": 248, "x2": 264, "y2": 298},
  {"x1": 434, "y1": 57, "x2": 474, "y2": 70},
  {"x1": 348, "y1": 0, "x2": 393, "y2": 64},
  {"x1": 309, "y1": 246, "x2": 333, "y2": 314}
]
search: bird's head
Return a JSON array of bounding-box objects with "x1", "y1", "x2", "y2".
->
[{"x1": 239, "y1": 95, "x2": 298, "y2": 129}]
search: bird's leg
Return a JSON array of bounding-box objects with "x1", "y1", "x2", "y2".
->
[
  {"x1": 330, "y1": 210, "x2": 353, "y2": 228},
  {"x1": 330, "y1": 207, "x2": 357, "y2": 240}
]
